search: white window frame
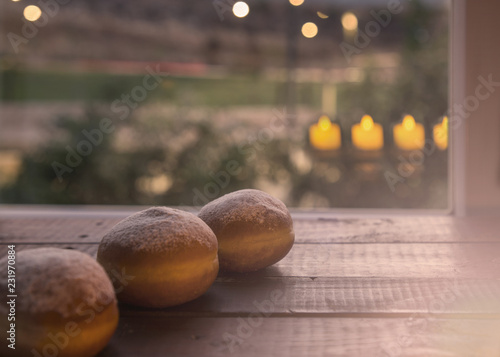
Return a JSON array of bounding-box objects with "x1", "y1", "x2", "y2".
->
[{"x1": 451, "y1": 0, "x2": 466, "y2": 216}]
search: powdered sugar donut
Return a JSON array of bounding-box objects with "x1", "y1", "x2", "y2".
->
[
  {"x1": 198, "y1": 189, "x2": 295, "y2": 273},
  {"x1": 97, "y1": 207, "x2": 219, "y2": 308},
  {"x1": 0, "y1": 248, "x2": 118, "y2": 357}
]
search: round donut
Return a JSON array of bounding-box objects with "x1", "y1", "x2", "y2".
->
[
  {"x1": 198, "y1": 189, "x2": 295, "y2": 273},
  {"x1": 97, "y1": 207, "x2": 219, "y2": 308},
  {"x1": 0, "y1": 248, "x2": 119, "y2": 357}
]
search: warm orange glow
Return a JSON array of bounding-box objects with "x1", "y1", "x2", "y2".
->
[
  {"x1": 233, "y1": 1, "x2": 249, "y2": 18},
  {"x1": 317, "y1": 11, "x2": 329, "y2": 19},
  {"x1": 24, "y1": 5, "x2": 42, "y2": 22},
  {"x1": 433, "y1": 116, "x2": 448, "y2": 150},
  {"x1": 402, "y1": 115, "x2": 416, "y2": 130},
  {"x1": 341, "y1": 12, "x2": 358, "y2": 31},
  {"x1": 361, "y1": 115, "x2": 374, "y2": 131},
  {"x1": 318, "y1": 115, "x2": 331, "y2": 131},
  {"x1": 352, "y1": 115, "x2": 383, "y2": 151},
  {"x1": 302, "y1": 22, "x2": 318, "y2": 38},
  {"x1": 309, "y1": 115, "x2": 341, "y2": 151},
  {"x1": 394, "y1": 115, "x2": 424, "y2": 150},
  {"x1": 289, "y1": 0, "x2": 304, "y2": 6}
]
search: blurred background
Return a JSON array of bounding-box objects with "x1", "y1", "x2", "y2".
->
[{"x1": 0, "y1": 0, "x2": 449, "y2": 209}]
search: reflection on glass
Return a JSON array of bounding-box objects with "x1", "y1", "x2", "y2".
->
[
  {"x1": 352, "y1": 115, "x2": 384, "y2": 151},
  {"x1": 309, "y1": 115, "x2": 341, "y2": 151},
  {"x1": 232, "y1": 1, "x2": 249, "y2": 18},
  {"x1": 289, "y1": 0, "x2": 304, "y2": 7},
  {"x1": 393, "y1": 115, "x2": 425, "y2": 150},
  {"x1": 301, "y1": 22, "x2": 318, "y2": 38},
  {"x1": 341, "y1": 12, "x2": 358, "y2": 31},
  {"x1": 0, "y1": 0, "x2": 450, "y2": 209},
  {"x1": 433, "y1": 116, "x2": 449, "y2": 150},
  {"x1": 23, "y1": 5, "x2": 42, "y2": 22}
]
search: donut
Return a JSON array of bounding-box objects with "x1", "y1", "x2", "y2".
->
[
  {"x1": 198, "y1": 189, "x2": 295, "y2": 273},
  {"x1": 97, "y1": 207, "x2": 219, "y2": 308},
  {"x1": 0, "y1": 248, "x2": 118, "y2": 357}
]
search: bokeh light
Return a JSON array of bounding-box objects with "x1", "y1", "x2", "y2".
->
[
  {"x1": 341, "y1": 12, "x2": 358, "y2": 31},
  {"x1": 317, "y1": 11, "x2": 329, "y2": 19},
  {"x1": 289, "y1": 0, "x2": 304, "y2": 6},
  {"x1": 232, "y1": 1, "x2": 249, "y2": 18},
  {"x1": 301, "y1": 22, "x2": 318, "y2": 38},
  {"x1": 24, "y1": 5, "x2": 42, "y2": 22}
]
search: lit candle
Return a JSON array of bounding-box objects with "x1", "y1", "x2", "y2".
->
[
  {"x1": 309, "y1": 115, "x2": 341, "y2": 151},
  {"x1": 393, "y1": 115, "x2": 425, "y2": 150},
  {"x1": 433, "y1": 116, "x2": 448, "y2": 150},
  {"x1": 351, "y1": 115, "x2": 384, "y2": 151}
]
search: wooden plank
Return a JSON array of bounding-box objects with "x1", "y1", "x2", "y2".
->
[
  {"x1": 0, "y1": 243, "x2": 99, "y2": 256},
  {"x1": 2, "y1": 215, "x2": 500, "y2": 244},
  {"x1": 2, "y1": 314, "x2": 499, "y2": 356},
  {"x1": 95, "y1": 316, "x2": 500, "y2": 357},
  {"x1": 1, "y1": 244, "x2": 499, "y2": 315},
  {"x1": 0, "y1": 243, "x2": 495, "y2": 279},
  {"x1": 121, "y1": 276, "x2": 500, "y2": 316},
  {"x1": 2, "y1": 212, "x2": 500, "y2": 357},
  {"x1": 260, "y1": 243, "x2": 490, "y2": 279},
  {"x1": 0, "y1": 217, "x2": 121, "y2": 244},
  {"x1": 294, "y1": 216, "x2": 460, "y2": 243},
  {"x1": 296, "y1": 215, "x2": 500, "y2": 243}
]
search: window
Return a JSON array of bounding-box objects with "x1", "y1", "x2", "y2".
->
[{"x1": 0, "y1": 0, "x2": 450, "y2": 209}]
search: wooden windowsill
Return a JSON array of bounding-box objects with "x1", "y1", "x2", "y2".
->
[{"x1": 1, "y1": 208, "x2": 500, "y2": 356}]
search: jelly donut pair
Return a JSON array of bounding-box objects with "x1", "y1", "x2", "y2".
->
[{"x1": 97, "y1": 189, "x2": 295, "y2": 308}]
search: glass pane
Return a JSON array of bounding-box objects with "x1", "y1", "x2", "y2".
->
[{"x1": 0, "y1": 0, "x2": 449, "y2": 209}]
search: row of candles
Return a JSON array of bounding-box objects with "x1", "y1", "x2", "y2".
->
[{"x1": 309, "y1": 115, "x2": 449, "y2": 151}]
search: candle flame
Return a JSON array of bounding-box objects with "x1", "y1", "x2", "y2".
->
[
  {"x1": 443, "y1": 116, "x2": 448, "y2": 130},
  {"x1": 361, "y1": 115, "x2": 374, "y2": 131},
  {"x1": 402, "y1": 115, "x2": 416, "y2": 131},
  {"x1": 433, "y1": 116, "x2": 449, "y2": 150},
  {"x1": 318, "y1": 115, "x2": 331, "y2": 131}
]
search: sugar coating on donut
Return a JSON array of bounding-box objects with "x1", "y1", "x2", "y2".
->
[
  {"x1": 99, "y1": 207, "x2": 217, "y2": 255},
  {"x1": 0, "y1": 248, "x2": 115, "y2": 318},
  {"x1": 198, "y1": 189, "x2": 293, "y2": 231}
]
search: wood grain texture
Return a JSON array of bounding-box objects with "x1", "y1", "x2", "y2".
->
[
  {"x1": 0, "y1": 217, "x2": 120, "y2": 243},
  {"x1": 1, "y1": 243, "x2": 496, "y2": 279},
  {"x1": 96, "y1": 316, "x2": 500, "y2": 357},
  {"x1": 120, "y1": 276, "x2": 500, "y2": 316},
  {"x1": 2, "y1": 244, "x2": 499, "y2": 316},
  {"x1": 2, "y1": 214, "x2": 500, "y2": 244},
  {"x1": 0, "y1": 243, "x2": 99, "y2": 256},
  {"x1": 2, "y1": 214, "x2": 500, "y2": 356}
]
